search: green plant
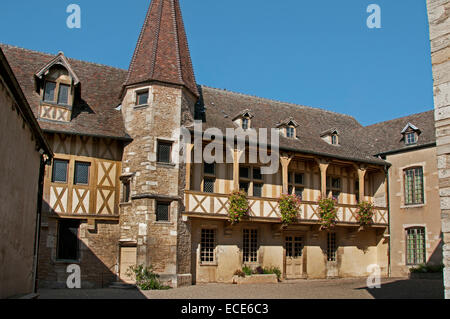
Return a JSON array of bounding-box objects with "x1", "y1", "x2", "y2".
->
[
  {"x1": 264, "y1": 266, "x2": 282, "y2": 281},
  {"x1": 228, "y1": 190, "x2": 249, "y2": 224},
  {"x1": 317, "y1": 197, "x2": 338, "y2": 229},
  {"x1": 278, "y1": 193, "x2": 302, "y2": 225},
  {"x1": 410, "y1": 264, "x2": 444, "y2": 273},
  {"x1": 126, "y1": 264, "x2": 171, "y2": 290},
  {"x1": 356, "y1": 201, "x2": 375, "y2": 226},
  {"x1": 242, "y1": 266, "x2": 253, "y2": 276}
]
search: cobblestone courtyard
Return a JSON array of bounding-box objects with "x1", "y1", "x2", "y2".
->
[{"x1": 37, "y1": 278, "x2": 444, "y2": 299}]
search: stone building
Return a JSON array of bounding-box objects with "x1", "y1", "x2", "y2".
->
[
  {"x1": 0, "y1": 47, "x2": 52, "y2": 298},
  {"x1": 0, "y1": 0, "x2": 442, "y2": 288},
  {"x1": 357, "y1": 111, "x2": 441, "y2": 277},
  {"x1": 426, "y1": 0, "x2": 450, "y2": 299}
]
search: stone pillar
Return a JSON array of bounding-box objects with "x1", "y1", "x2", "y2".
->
[
  {"x1": 280, "y1": 155, "x2": 293, "y2": 194},
  {"x1": 316, "y1": 159, "x2": 330, "y2": 198},
  {"x1": 426, "y1": 0, "x2": 450, "y2": 299}
]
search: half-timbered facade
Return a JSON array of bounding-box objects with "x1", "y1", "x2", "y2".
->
[{"x1": 0, "y1": 0, "x2": 439, "y2": 288}]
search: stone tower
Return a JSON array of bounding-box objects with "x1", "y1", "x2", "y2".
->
[{"x1": 119, "y1": 0, "x2": 198, "y2": 287}]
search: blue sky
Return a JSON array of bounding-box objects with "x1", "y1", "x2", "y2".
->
[{"x1": 0, "y1": 0, "x2": 434, "y2": 126}]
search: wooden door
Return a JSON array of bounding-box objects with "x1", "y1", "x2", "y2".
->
[
  {"x1": 285, "y1": 236, "x2": 304, "y2": 279},
  {"x1": 119, "y1": 247, "x2": 137, "y2": 283}
]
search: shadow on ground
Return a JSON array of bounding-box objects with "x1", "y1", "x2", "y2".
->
[{"x1": 357, "y1": 278, "x2": 444, "y2": 299}]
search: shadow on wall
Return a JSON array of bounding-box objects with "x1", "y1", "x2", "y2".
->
[{"x1": 357, "y1": 278, "x2": 444, "y2": 299}]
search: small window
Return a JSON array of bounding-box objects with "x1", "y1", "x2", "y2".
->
[
  {"x1": 240, "y1": 167, "x2": 250, "y2": 179},
  {"x1": 52, "y1": 159, "x2": 69, "y2": 183},
  {"x1": 327, "y1": 233, "x2": 337, "y2": 262},
  {"x1": 253, "y1": 168, "x2": 262, "y2": 181},
  {"x1": 295, "y1": 173, "x2": 304, "y2": 185},
  {"x1": 253, "y1": 183, "x2": 263, "y2": 198},
  {"x1": 203, "y1": 178, "x2": 215, "y2": 193},
  {"x1": 404, "y1": 167, "x2": 424, "y2": 205},
  {"x1": 286, "y1": 127, "x2": 295, "y2": 138},
  {"x1": 243, "y1": 229, "x2": 258, "y2": 263},
  {"x1": 57, "y1": 219, "x2": 80, "y2": 261},
  {"x1": 157, "y1": 141, "x2": 172, "y2": 164},
  {"x1": 57, "y1": 84, "x2": 70, "y2": 105},
  {"x1": 74, "y1": 162, "x2": 90, "y2": 185},
  {"x1": 327, "y1": 177, "x2": 341, "y2": 201},
  {"x1": 44, "y1": 81, "x2": 56, "y2": 102},
  {"x1": 204, "y1": 163, "x2": 215, "y2": 176},
  {"x1": 201, "y1": 229, "x2": 216, "y2": 263},
  {"x1": 242, "y1": 118, "x2": 249, "y2": 130},
  {"x1": 405, "y1": 132, "x2": 417, "y2": 145},
  {"x1": 239, "y1": 182, "x2": 249, "y2": 194},
  {"x1": 294, "y1": 187, "x2": 304, "y2": 199},
  {"x1": 406, "y1": 227, "x2": 426, "y2": 265},
  {"x1": 156, "y1": 202, "x2": 170, "y2": 222},
  {"x1": 285, "y1": 236, "x2": 303, "y2": 258},
  {"x1": 331, "y1": 134, "x2": 338, "y2": 145},
  {"x1": 122, "y1": 180, "x2": 131, "y2": 203},
  {"x1": 136, "y1": 90, "x2": 149, "y2": 106}
]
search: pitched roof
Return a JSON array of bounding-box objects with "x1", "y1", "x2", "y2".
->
[
  {"x1": 124, "y1": 0, "x2": 199, "y2": 98},
  {"x1": 0, "y1": 44, "x2": 131, "y2": 140},
  {"x1": 355, "y1": 110, "x2": 435, "y2": 155},
  {"x1": 198, "y1": 86, "x2": 387, "y2": 165},
  {"x1": 0, "y1": 47, "x2": 52, "y2": 157}
]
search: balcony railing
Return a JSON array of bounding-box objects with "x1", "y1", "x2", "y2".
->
[{"x1": 184, "y1": 191, "x2": 388, "y2": 226}]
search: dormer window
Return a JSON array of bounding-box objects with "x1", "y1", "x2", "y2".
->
[
  {"x1": 331, "y1": 134, "x2": 338, "y2": 145},
  {"x1": 44, "y1": 81, "x2": 56, "y2": 102},
  {"x1": 57, "y1": 84, "x2": 70, "y2": 105},
  {"x1": 401, "y1": 123, "x2": 421, "y2": 146},
  {"x1": 321, "y1": 129, "x2": 340, "y2": 146},
  {"x1": 232, "y1": 109, "x2": 254, "y2": 130},
  {"x1": 286, "y1": 126, "x2": 295, "y2": 138},
  {"x1": 242, "y1": 118, "x2": 249, "y2": 130}
]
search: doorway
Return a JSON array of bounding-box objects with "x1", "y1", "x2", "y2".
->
[
  {"x1": 119, "y1": 246, "x2": 137, "y2": 283},
  {"x1": 284, "y1": 235, "x2": 304, "y2": 279}
]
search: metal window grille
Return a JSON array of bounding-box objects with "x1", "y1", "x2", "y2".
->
[
  {"x1": 327, "y1": 233, "x2": 337, "y2": 262},
  {"x1": 204, "y1": 163, "x2": 215, "y2": 175},
  {"x1": 243, "y1": 229, "x2": 258, "y2": 263},
  {"x1": 44, "y1": 81, "x2": 56, "y2": 102},
  {"x1": 156, "y1": 202, "x2": 170, "y2": 221},
  {"x1": 57, "y1": 219, "x2": 80, "y2": 260},
  {"x1": 253, "y1": 183, "x2": 263, "y2": 198},
  {"x1": 203, "y1": 178, "x2": 215, "y2": 193},
  {"x1": 74, "y1": 162, "x2": 90, "y2": 185},
  {"x1": 404, "y1": 168, "x2": 424, "y2": 205},
  {"x1": 52, "y1": 159, "x2": 69, "y2": 183},
  {"x1": 201, "y1": 229, "x2": 215, "y2": 263},
  {"x1": 57, "y1": 84, "x2": 70, "y2": 105},
  {"x1": 406, "y1": 227, "x2": 426, "y2": 265},
  {"x1": 137, "y1": 91, "x2": 149, "y2": 106},
  {"x1": 158, "y1": 142, "x2": 172, "y2": 163}
]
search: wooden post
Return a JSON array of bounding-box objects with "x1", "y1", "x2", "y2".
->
[
  {"x1": 315, "y1": 159, "x2": 330, "y2": 198},
  {"x1": 233, "y1": 149, "x2": 244, "y2": 191},
  {"x1": 280, "y1": 155, "x2": 293, "y2": 194},
  {"x1": 355, "y1": 165, "x2": 367, "y2": 203},
  {"x1": 185, "y1": 143, "x2": 194, "y2": 191}
]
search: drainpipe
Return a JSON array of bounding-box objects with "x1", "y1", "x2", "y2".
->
[
  {"x1": 384, "y1": 163, "x2": 392, "y2": 278},
  {"x1": 31, "y1": 154, "x2": 48, "y2": 294}
]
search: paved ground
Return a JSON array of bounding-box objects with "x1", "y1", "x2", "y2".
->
[{"x1": 37, "y1": 278, "x2": 444, "y2": 299}]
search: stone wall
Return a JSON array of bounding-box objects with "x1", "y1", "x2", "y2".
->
[
  {"x1": 0, "y1": 70, "x2": 42, "y2": 298},
  {"x1": 426, "y1": 0, "x2": 450, "y2": 299}
]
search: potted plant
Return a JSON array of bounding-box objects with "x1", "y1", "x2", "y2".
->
[
  {"x1": 228, "y1": 190, "x2": 249, "y2": 224},
  {"x1": 317, "y1": 196, "x2": 338, "y2": 230},
  {"x1": 278, "y1": 193, "x2": 302, "y2": 227},
  {"x1": 355, "y1": 201, "x2": 375, "y2": 229}
]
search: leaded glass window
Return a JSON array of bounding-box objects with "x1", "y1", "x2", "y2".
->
[
  {"x1": 57, "y1": 84, "x2": 70, "y2": 105},
  {"x1": 137, "y1": 90, "x2": 149, "y2": 106},
  {"x1": 404, "y1": 167, "x2": 424, "y2": 205},
  {"x1": 74, "y1": 162, "x2": 90, "y2": 185},
  {"x1": 204, "y1": 163, "x2": 215, "y2": 176},
  {"x1": 327, "y1": 233, "x2": 337, "y2": 262},
  {"x1": 157, "y1": 141, "x2": 172, "y2": 163},
  {"x1": 156, "y1": 202, "x2": 170, "y2": 221},
  {"x1": 52, "y1": 159, "x2": 69, "y2": 183},
  {"x1": 203, "y1": 178, "x2": 215, "y2": 193},
  {"x1": 406, "y1": 227, "x2": 426, "y2": 265}
]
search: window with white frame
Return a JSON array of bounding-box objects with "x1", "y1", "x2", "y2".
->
[
  {"x1": 327, "y1": 232, "x2": 337, "y2": 262},
  {"x1": 243, "y1": 229, "x2": 258, "y2": 263},
  {"x1": 200, "y1": 229, "x2": 216, "y2": 263}
]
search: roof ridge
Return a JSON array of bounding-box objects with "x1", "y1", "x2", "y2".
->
[
  {"x1": 363, "y1": 109, "x2": 434, "y2": 129},
  {"x1": 200, "y1": 85, "x2": 360, "y2": 121},
  {"x1": 0, "y1": 43, "x2": 128, "y2": 72}
]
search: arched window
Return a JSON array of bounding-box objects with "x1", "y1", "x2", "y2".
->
[
  {"x1": 404, "y1": 167, "x2": 424, "y2": 205},
  {"x1": 406, "y1": 227, "x2": 426, "y2": 265}
]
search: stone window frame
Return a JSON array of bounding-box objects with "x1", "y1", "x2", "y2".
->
[
  {"x1": 132, "y1": 86, "x2": 153, "y2": 109},
  {"x1": 155, "y1": 200, "x2": 172, "y2": 223},
  {"x1": 404, "y1": 226, "x2": 427, "y2": 266},
  {"x1": 119, "y1": 174, "x2": 134, "y2": 204},
  {"x1": 156, "y1": 139, "x2": 174, "y2": 165},
  {"x1": 399, "y1": 162, "x2": 427, "y2": 209}
]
